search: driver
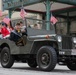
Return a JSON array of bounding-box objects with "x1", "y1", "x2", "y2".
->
[{"x1": 10, "y1": 22, "x2": 27, "y2": 45}]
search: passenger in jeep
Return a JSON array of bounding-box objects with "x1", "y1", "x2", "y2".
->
[
  {"x1": 2, "y1": 18, "x2": 13, "y2": 38},
  {"x1": 20, "y1": 21, "x2": 27, "y2": 36}
]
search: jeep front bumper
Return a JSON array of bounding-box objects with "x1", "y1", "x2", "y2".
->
[{"x1": 59, "y1": 49, "x2": 76, "y2": 55}]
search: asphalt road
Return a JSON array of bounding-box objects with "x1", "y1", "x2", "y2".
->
[{"x1": 0, "y1": 63, "x2": 76, "y2": 75}]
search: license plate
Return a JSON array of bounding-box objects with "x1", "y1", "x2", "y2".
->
[{"x1": 71, "y1": 49, "x2": 76, "y2": 55}]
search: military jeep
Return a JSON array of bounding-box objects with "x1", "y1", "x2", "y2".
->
[{"x1": 0, "y1": 18, "x2": 76, "y2": 71}]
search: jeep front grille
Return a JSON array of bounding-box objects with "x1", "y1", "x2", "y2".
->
[{"x1": 62, "y1": 36, "x2": 72, "y2": 49}]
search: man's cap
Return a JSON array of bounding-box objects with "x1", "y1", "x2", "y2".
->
[{"x1": 16, "y1": 22, "x2": 20, "y2": 26}]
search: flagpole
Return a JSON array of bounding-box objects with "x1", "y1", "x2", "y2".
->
[
  {"x1": 20, "y1": 0, "x2": 26, "y2": 27},
  {"x1": 21, "y1": 0, "x2": 23, "y2": 8}
]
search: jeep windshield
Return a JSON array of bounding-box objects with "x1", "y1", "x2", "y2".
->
[{"x1": 26, "y1": 18, "x2": 55, "y2": 36}]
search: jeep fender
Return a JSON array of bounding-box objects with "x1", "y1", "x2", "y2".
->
[{"x1": 30, "y1": 40, "x2": 58, "y2": 54}]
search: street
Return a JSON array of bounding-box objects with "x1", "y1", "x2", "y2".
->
[{"x1": 0, "y1": 63, "x2": 76, "y2": 75}]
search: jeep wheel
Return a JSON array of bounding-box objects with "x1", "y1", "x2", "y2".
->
[
  {"x1": 1, "y1": 47, "x2": 14, "y2": 68},
  {"x1": 27, "y1": 59, "x2": 37, "y2": 68},
  {"x1": 67, "y1": 62, "x2": 76, "y2": 70},
  {"x1": 37, "y1": 46, "x2": 57, "y2": 71}
]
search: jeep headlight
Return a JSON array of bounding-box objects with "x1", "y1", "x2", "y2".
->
[
  {"x1": 73, "y1": 37, "x2": 76, "y2": 43},
  {"x1": 57, "y1": 36, "x2": 62, "y2": 42}
]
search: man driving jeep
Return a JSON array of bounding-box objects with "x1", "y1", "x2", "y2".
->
[{"x1": 10, "y1": 22, "x2": 27, "y2": 45}]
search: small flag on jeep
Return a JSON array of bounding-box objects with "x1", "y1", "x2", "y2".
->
[
  {"x1": 50, "y1": 16, "x2": 58, "y2": 24},
  {"x1": 20, "y1": 7, "x2": 27, "y2": 20},
  {"x1": 2, "y1": 17, "x2": 10, "y2": 25}
]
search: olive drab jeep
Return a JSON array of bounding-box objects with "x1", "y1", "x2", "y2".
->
[{"x1": 0, "y1": 17, "x2": 76, "y2": 71}]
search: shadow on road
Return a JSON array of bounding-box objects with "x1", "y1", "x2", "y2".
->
[
  {"x1": 11, "y1": 66, "x2": 76, "y2": 74},
  {"x1": 12, "y1": 67, "x2": 43, "y2": 72}
]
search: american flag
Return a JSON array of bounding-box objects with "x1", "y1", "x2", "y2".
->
[
  {"x1": 50, "y1": 16, "x2": 58, "y2": 25},
  {"x1": 2, "y1": 17, "x2": 10, "y2": 25},
  {"x1": 20, "y1": 8, "x2": 27, "y2": 20}
]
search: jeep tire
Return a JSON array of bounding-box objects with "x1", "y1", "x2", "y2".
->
[
  {"x1": 1, "y1": 47, "x2": 14, "y2": 68},
  {"x1": 67, "y1": 61, "x2": 76, "y2": 70},
  {"x1": 37, "y1": 46, "x2": 57, "y2": 71}
]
